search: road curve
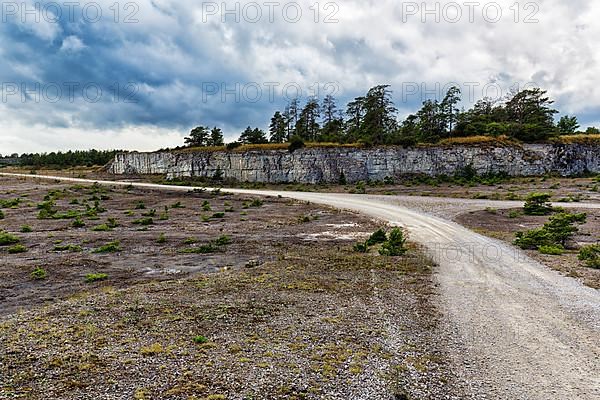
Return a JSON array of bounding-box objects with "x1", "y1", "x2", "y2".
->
[{"x1": 2, "y1": 172, "x2": 599, "y2": 399}]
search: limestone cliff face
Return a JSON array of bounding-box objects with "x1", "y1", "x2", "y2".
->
[{"x1": 107, "y1": 143, "x2": 600, "y2": 183}]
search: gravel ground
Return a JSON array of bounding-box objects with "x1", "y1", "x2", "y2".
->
[
  {"x1": 2, "y1": 173, "x2": 600, "y2": 399},
  {"x1": 0, "y1": 175, "x2": 466, "y2": 400}
]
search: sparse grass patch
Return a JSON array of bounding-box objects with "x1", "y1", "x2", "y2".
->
[
  {"x1": 92, "y1": 240, "x2": 121, "y2": 253},
  {"x1": 72, "y1": 217, "x2": 85, "y2": 228},
  {"x1": 53, "y1": 244, "x2": 83, "y2": 252},
  {"x1": 92, "y1": 224, "x2": 112, "y2": 232},
  {"x1": 0, "y1": 231, "x2": 20, "y2": 246},
  {"x1": 30, "y1": 267, "x2": 47, "y2": 280},
  {"x1": 578, "y1": 244, "x2": 600, "y2": 269},
  {"x1": 8, "y1": 244, "x2": 27, "y2": 253},
  {"x1": 193, "y1": 335, "x2": 209, "y2": 344},
  {"x1": 140, "y1": 343, "x2": 164, "y2": 356},
  {"x1": 157, "y1": 233, "x2": 167, "y2": 244},
  {"x1": 133, "y1": 217, "x2": 154, "y2": 226},
  {"x1": 85, "y1": 273, "x2": 108, "y2": 283},
  {"x1": 538, "y1": 244, "x2": 565, "y2": 255},
  {"x1": 20, "y1": 225, "x2": 32, "y2": 233}
]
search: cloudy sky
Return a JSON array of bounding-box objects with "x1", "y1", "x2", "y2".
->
[{"x1": 0, "y1": 0, "x2": 599, "y2": 154}]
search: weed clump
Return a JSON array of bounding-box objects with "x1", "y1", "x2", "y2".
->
[
  {"x1": 0, "y1": 231, "x2": 20, "y2": 246},
  {"x1": 93, "y1": 240, "x2": 121, "y2": 253},
  {"x1": 85, "y1": 273, "x2": 108, "y2": 283},
  {"x1": 8, "y1": 244, "x2": 27, "y2": 254},
  {"x1": 578, "y1": 244, "x2": 600, "y2": 269},
  {"x1": 31, "y1": 267, "x2": 47, "y2": 280}
]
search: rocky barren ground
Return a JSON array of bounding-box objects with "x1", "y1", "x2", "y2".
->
[{"x1": 0, "y1": 176, "x2": 464, "y2": 399}]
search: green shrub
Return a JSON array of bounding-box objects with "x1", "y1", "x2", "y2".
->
[
  {"x1": 92, "y1": 224, "x2": 111, "y2": 232},
  {"x1": 193, "y1": 335, "x2": 209, "y2": 344},
  {"x1": 180, "y1": 244, "x2": 217, "y2": 254},
  {"x1": 31, "y1": 267, "x2": 47, "y2": 280},
  {"x1": 211, "y1": 212, "x2": 225, "y2": 219},
  {"x1": 543, "y1": 212, "x2": 587, "y2": 246},
  {"x1": 354, "y1": 181, "x2": 366, "y2": 194},
  {"x1": 202, "y1": 201, "x2": 212, "y2": 211},
  {"x1": 538, "y1": 244, "x2": 565, "y2": 255},
  {"x1": 0, "y1": 231, "x2": 20, "y2": 246},
  {"x1": 171, "y1": 201, "x2": 185, "y2": 209},
  {"x1": 133, "y1": 217, "x2": 154, "y2": 226},
  {"x1": 508, "y1": 210, "x2": 521, "y2": 219},
  {"x1": 288, "y1": 135, "x2": 305, "y2": 152},
  {"x1": 215, "y1": 235, "x2": 232, "y2": 246},
  {"x1": 0, "y1": 210, "x2": 4, "y2": 219},
  {"x1": 72, "y1": 217, "x2": 85, "y2": 228},
  {"x1": 8, "y1": 244, "x2": 27, "y2": 253},
  {"x1": 0, "y1": 198, "x2": 21, "y2": 208},
  {"x1": 353, "y1": 242, "x2": 369, "y2": 253},
  {"x1": 523, "y1": 193, "x2": 553, "y2": 215},
  {"x1": 515, "y1": 213, "x2": 587, "y2": 249},
  {"x1": 20, "y1": 225, "x2": 32, "y2": 233},
  {"x1": 379, "y1": 228, "x2": 408, "y2": 256},
  {"x1": 183, "y1": 237, "x2": 198, "y2": 245},
  {"x1": 157, "y1": 233, "x2": 167, "y2": 244},
  {"x1": 297, "y1": 215, "x2": 311, "y2": 224},
  {"x1": 578, "y1": 244, "x2": 600, "y2": 269},
  {"x1": 251, "y1": 199, "x2": 264, "y2": 207},
  {"x1": 366, "y1": 229, "x2": 387, "y2": 246},
  {"x1": 93, "y1": 241, "x2": 121, "y2": 253},
  {"x1": 107, "y1": 218, "x2": 119, "y2": 228},
  {"x1": 142, "y1": 209, "x2": 156, "y2": 217},
  {"x1": 134, "y1": 201, "x2": 146, "y2": 209},
  {"x1": 53, "y1": 244, "x2": 83, "y2": 252},
  {"x1": 85, "y1": 273, "x2": 108, "y2": 283}
]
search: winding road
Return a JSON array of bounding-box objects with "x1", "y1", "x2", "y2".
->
[{"x1": 2, "y1": 172, "x2": 599, "y2": 399}]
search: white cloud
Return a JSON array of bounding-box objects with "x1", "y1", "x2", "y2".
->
[{"x1": 60, "y1": 36, "x2": 86, "y2": 52}]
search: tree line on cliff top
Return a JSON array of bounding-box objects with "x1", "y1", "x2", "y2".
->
[{"x1": 184, "y1": 86, "x2": 599, "y2": 148}]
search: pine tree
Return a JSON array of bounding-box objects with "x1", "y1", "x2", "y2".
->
[
  {"x1": 269, "y1": 111, "x2": 287, "y2": 143},
  {"x1": 208, "y1": 127, "x2": 224, "y2": 146},
  {"x1": 185, "y1": 126, "x2": 210, "y2": 147}
]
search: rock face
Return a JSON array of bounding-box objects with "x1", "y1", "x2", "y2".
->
[{"x1": 107, "y1": 143, "x2": 600, "y2": 183}]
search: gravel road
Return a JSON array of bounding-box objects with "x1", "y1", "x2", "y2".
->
[{"x1": 2, "y1": 173, "x2": 599, "y2": 399}]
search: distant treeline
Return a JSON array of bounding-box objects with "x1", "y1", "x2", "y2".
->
[
  {"x1": 184, "y1": 85, "x2": 600, "y2": 148},
  {"x1": 1, "y1": 150, "x2": 122, "y2": 167}
]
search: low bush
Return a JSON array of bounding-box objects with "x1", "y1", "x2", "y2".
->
[
  {"x1": 538, "y1": 244, "x2": 565, "y2": 255},
  {"x1": 211, "y1": 212, "x2": 225, "y2": 219},
  {"x1": 92, "y1": 224, "x2": 111, "y2": 232},
  {"x1": 366, "y1": 229, "x2": 387, "y2": 246},
  {"x1": 72, "y1": 217, "x2": 85, "y2": 228},
  {"x1": 0, "y1": 231, "x2": 20, "y2": 246},
  {"x1": 53, "y1": 244, "x2": 83, "y2": 252},
  {"x1": 157, "y1": 233, "x2": 167, "y2": 244},
  {"x1": 515, "y1": 213, "x2": 587, "y2": 249},
  {"x1": 578, "y1": 244, "x2": 600, "y2": 269},
  {"x1": 523, "y1": 193, "x2": 553, "y2": 216},
  {"x1": 31, "y1": 267, "x2": 47, "y2": 280},
  {"x1": 92, "y1": 240, "x2": 121, "y2": 253},
  {"x1": 180, "y1": 244, "x2": 217, "y2": 254},
  {"x1": 379, "y1": 228, "x2": 408, "y2": 256},
  {"x1": 193, "y1": 335, "x2": 209, "y2": 344},
  {"x1": 214, "y1": 235, "x2": 232, "y2": 246},
  {"x1": 8, "y1": 244, "x2": 27, "y2": 254},
  {"x1": 85, "y1": 273, "x2": 108, "y2": 283},
  {"x1": 353, "y1": 242, "x2": 369, "y2": 253},
  {"x1": 133, "y1": 217, "x2": 154, "y2": 226},
  {"x1": 20, "y1": 225, "x2": 32, "y2": 233}
]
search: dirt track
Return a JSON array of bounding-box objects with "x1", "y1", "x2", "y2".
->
[{"x1": 2, "y1": 172, "x2": 599, "y2": 399}]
